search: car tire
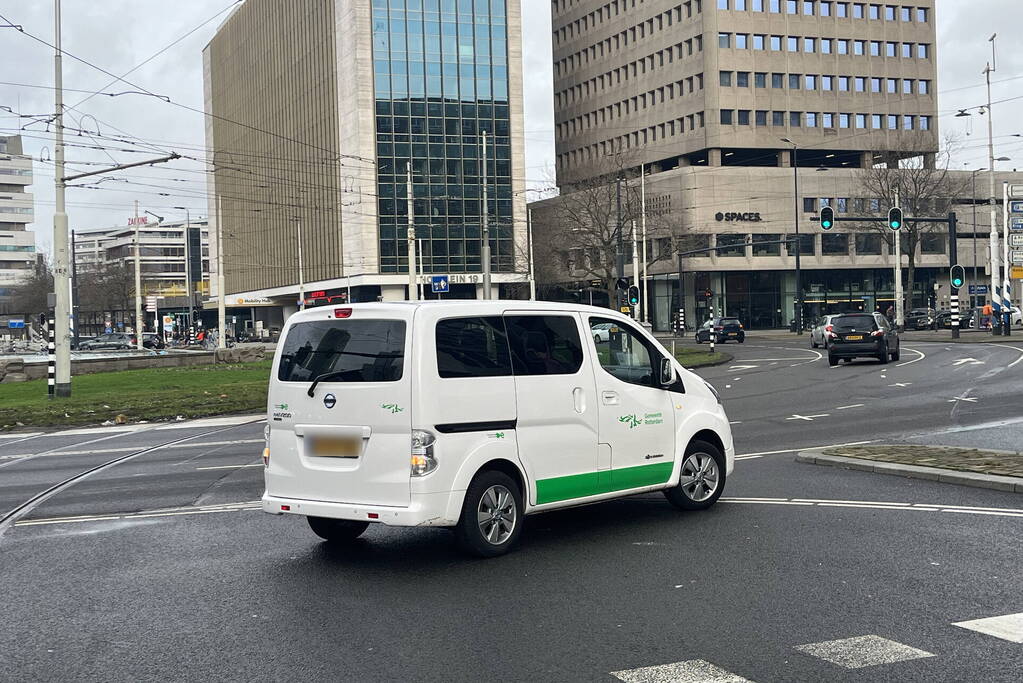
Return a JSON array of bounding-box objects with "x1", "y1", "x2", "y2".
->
[
  {"x1": 878, "y1": 342, "x2": 889, "y2": 364},
  {"x1": 891, "y1": 346, "x2": 900, "y2": 361},
  {"x1": 455, "y1": 470, "x2": 523, "y2": 558},
  {"x1": 828, "y1": 354, "x2": 838, "y2": 367},
  {"x1": 695, "y1": 335, "x2": 703, "y2": 344},
  {"x1": 307, "y1": 516, "x2": 370, "y2": 543},
  {"x1": 737, "y1": 333, "x2": 745, "y2": 344},
  {"x1": 811, "y1": 337, "x2": 818, "y2": 349},
  {"x1": 664, "y1": 439, "x2": 726, "y2": 511}
]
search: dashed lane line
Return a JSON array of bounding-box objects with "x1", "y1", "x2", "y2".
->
[
  {"x1": 836, "y1": 404, "x2": 865, "y2": 410},
  {"x1": 735, "y1": 440, "x2": 875, "y2": 458},
  {"x1": 13, "y1": 501, "x2": 263, "y2": 527},
  {"x1": 720, "y1": 497, "x2": 1023, "y2": 519}
]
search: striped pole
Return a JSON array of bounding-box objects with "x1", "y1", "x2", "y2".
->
[
  {"x1": 950, "y1": 291, "x2": 960, "y2": 340},
  {"x1": 47, "y1": 313, "x2": 56, "y2": 398},
  {"x1": 709, "y1": 302, "x2": 715, "y2": 353},
  {"x1": 678, "y1": 308, "x2": 685, "y2": 338}
]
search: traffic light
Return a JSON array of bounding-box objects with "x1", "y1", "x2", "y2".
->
[
  {"x1": 950, "y1": 264, "x2": 965, "y2": 290},
  {"x1": 887, "y1": 206, "x2": 903, "y2": 231},
  {"x1": 819, "y1": 206, "x2": 835, "y2": 230},
  {"x1": 627, "y1": 285, "x2": 640, "y2": 306}
]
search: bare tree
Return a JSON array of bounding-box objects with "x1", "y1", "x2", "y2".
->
[
  {"x1": 76, "y1": 261, "x2": 135, "y2": 315},
  {"x1": 6, "y1": 259, "x2": 53, "y2": 319},
  {"x1": 854, "y1": 135, "x2": 968, "y2": 311}
]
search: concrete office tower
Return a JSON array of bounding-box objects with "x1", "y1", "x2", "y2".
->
[
  {"x1": 203, "y1": 0, "x2": 527, "y2": 323},
  {"x1": 0, "y1": 135, "x2": 36, "y2": 315},
  {"x1": 539, "y1": 0, "x2": 965, "y2": 331}
]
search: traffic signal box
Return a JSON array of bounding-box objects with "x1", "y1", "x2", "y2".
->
[
  {"x1": 888, "y1": 207, "x2": 903, "y2": 230},
  {"x1": 819, "y1": 206, "x2": 834, "y2": 230},
  {"x1": 950, "y1": 264, "x2": 965, "y2": 290}
]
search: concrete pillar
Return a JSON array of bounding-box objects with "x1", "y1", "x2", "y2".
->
[
  {"x1": 923, "y1": 152, "x2": 936, "y2": 170},
  {"x1": 677, "y1": 156, "x2": 692, "y2": 167},
  {"x1": 860, "y1": 151, "x2": 874, "y2": 169},
  {"x1": 708, "y1": 148, "x2": 722, "y2": 166},
  {"x1": 778, "y1": 150, "x2": 793, "y2": 168},
  {"x1": 380, "y1": 284, "x2": 407, "y2": 302}
]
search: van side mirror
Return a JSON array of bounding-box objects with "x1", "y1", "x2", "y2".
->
[{"x1": 659, "y1": 356, "x2": 674, "y2": 387}]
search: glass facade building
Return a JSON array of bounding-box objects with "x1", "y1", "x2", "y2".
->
[{"x1": 372, "y1": 0, "x2": 515, "y2": 275}]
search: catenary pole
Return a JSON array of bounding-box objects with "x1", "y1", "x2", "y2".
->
[
  {"x1": 527, "y1": 206, "x2": 536, "y2": 301},
  {"x1": 134, "y1": 200, "x2": 144, "y2": 350},
  {"x1": 894, "y1": 190, "x2": 904, "y2": 329},
  {"x1": 481, "y1": 131, "x2": 492, "y2": 299},
  {"x1": 52, "y1": 0, "x2": 71, "y2": 396},
  {"x1": 985, "y1": 36, "x2": 1000, "y2": 333},
  {"x1": 406, "y1": 162, "x2": 417, "y2": 301},
  {"x1": 216, "y1": 194, "x2": 226, "y2": 346}
]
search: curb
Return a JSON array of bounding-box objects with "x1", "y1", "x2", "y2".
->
[
  {"x1": 796, "y1": 449, "x2": 1023, "y2": 494},
  {"x1": 680, "y1": 351, "x2": 734, "y2": 369}
]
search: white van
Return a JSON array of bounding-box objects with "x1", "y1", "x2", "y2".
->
[{"x1": 263, "y1": 301, "x2": 734, "y2": 557}]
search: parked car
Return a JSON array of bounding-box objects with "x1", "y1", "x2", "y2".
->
[
  {"x1": 934, "y1": 310, "x2": 953, "y2": 329},
  {"x1": 904, "y1": 308, "x2": 936, "y2": 330},
  {"x1": 809, "y1": 314, "x2": 841, "y2": 349},
  {"x1": 591, "y1": 321, "x2": 615, "y2": 343},
  {"x1": 827, "y1": 313, "x2": 900, "y2": 366},
  {"x1": 264, "y1": 302, "x2": 734, "y2": 557},
  {"x1": 71, "y1": 335, "x2": 96, "y2": 350},
  {"x1": 695, "y1": 317, "x2": 745, "y2": 344},
  {"x1": 140, "y1": 332, "x2": 166, "y2": 350},
  {"x1": 79, "y1": 333, "x2": 133, "y2": 350}
]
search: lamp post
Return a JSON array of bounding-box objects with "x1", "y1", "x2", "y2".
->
[
  {"x1": 173, "y1": 206, "x2": 195, "y2": 333},
  {"x1": 781, "y1": 138, "x2": 803, "y2": 334}
]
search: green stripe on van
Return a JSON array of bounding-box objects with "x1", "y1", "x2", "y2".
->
[{"x1": 535, "y1": 462, "x2": 674, "y2": 505}]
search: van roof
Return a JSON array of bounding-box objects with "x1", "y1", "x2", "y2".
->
[{"x1": 285, "y1": 300, "x2": 637, "y2": 324}]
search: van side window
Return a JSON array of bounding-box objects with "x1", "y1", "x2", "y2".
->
[
  {"x1": 589, "y1": 317, "x2": 658, "y2": 387},
  {"x1": 505, "y1": 315, "x2": 584, "y2": 376},
  {"x1": 436, "y1": 317, "x2": 513, "y2": 378}
]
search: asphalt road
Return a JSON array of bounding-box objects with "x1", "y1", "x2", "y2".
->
[{"x1": 0, "y1": 336, "x2": 1020, "y2": 682}]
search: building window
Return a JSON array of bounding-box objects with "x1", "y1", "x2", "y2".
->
[
  {"x1": 822, "y1": 75, "x2": 833, "y2": 90},
  {"x1": 820, "y1": 1, "x2": 831, "y2": 16},
  {"x1": 921, "y1": 233, "x2": 946, "y2": 254},
  {"x1": 837, "y1": 39, "x2": 849, "y2": 54},
  {"x1": 919, "y1": 80, "x2": 929, "y2": 94},
  {"x1": 805, "y1": 74, "x2": 817, "y2": 90},
  {"x1": 788, "y1": 234, "x2": 815, "y2": 256},
  {"x1": 789, "y1": 73, "x2": 801, "y2": 89},
  {"x1": 771, "y1": 35, "x2": 782, "y2": 50},
  {"x1": 772, "y1": 72, "x2": 784, "y2": 88},
  {"x1": 737, "y1": 71, "x2": 750, "y2": 87},
  {"x1": 720, "y1": 109, "x2": 734, "y2": 124},
  {"x1": 855, "y1": 233, "x2": 882, "y2": 254},
  {"x1": 803, "y1": 0, "x2": 814, "y2": 14},
  {"x1": 822, "y1": 112, "x2": 834, "y2": 128},
  {"x1": 752, "y1": 234, "x2": 782, "y2": 256},
  {"x1": 903, "y1": 115, "x2": 914, "y2": 130},
  {"x1": 718, "y1": 0, "x2": 729, "y2": 8},
  {"x1": 901, "y1": 42, "x2": 912, "y2": 58},
  {"x1": 804, "y1": 37, "x2": 816, "y2": 53},
  {"x1": 870, "y1": 77, "x2": 881, "y2": 92},
  {"x1": 855, "y1": 113, "x2": 867, "y2": 128},
  {"x1": 916, "y1": 7, "x2": 927, "y2": 22},
  {"x1": 788, "y1": 36, "x2": 799, "y2": 52},
  {"x1": 839, "y1": 112, "x2": 850, "y2": 128},
  {"x1": 803, "y1": 197, "x2": 817, "y2": 213},
  {"x1": 806, "y1": 112, "x2": 818, "y2": 127},
  {"x1": 736, "y1": 33, "x2": 749, "y2": 48},
  {"x1": 871, "y1": 113, "x2": 882, "y2": 128},
  {"x1": 853, "y1": 3, "x2": 864, "y2": 18},
  {"x1": 836, "y1": 197, "x2": 847, "y2": 212},
  {"x1": 920, "y1": 115, "x2": 930, "y2": 130},
  {"x1": 787, "y1": 0, "x2": 798, "y2": 13},
  {"x1": 719, "y1": 32, "x2": 731, "y2": 47},
  {"x1": 773, "y1": 110, "x2": 786, "y2": 126},
  {"x1": 822, "y1": 233, "x2": 849, "y2": 255},
  {"x1": 790, "y1": 111, "x2": 802, "y2": 127},
  {"x1": 756, "y1": 109, "x2": 768, "y2": 125},
  {"x1": 917, "y1": 43, "x2": 929, "y2": 59},
  {"x1": 753, "y1": 0, "x2": 765, "y2": 9},
  {"x1": 838, "y1": 76, "x2": 850, "y2": 91},
  {"x1": 720, "y1": 70, "x2": 733, "y2": 86},
  {"x1": 753, "y1": 34, "x2": 765, "y2": 49},
  {"x1": 884, "y1": 4, "x2": 895, "y2": 20},
  {"x1": 887, "y1": 78, "x2": 897, "y2": 93},
  {"x1": 737, "y1": 109, "x2": 751, "y2": 125},
  {"x1": 716, "y1": 233, "x2": 747, "y2": 256},
  {"x1": 887, "y1": 114, "x2": 897, "y2": 129},
  {"x1": 770, "y1": 0, "x2": 781, "y2": 11},
  {"x1": 900, "y1": 5, "x2": 910, "y2": 21},
  {"x1": 886, "y1": 41, "x2": 896, "y2": 57},
  {"x1": 870, "y1": 41, "x2": 880, "y2": 56},
  {"x1": 854, "y1": 40, "x2": 865, "y2": 55},
  {"x1": 837, "y1": 2, "x2": 848, "y2": 16},
  {"x1": 821, "y1": 39, "x2": 832, "y2": 54},
  {"x1": 755, "y1": 72, "x2": 767, "y2": 87},
  {"x1": 869, "y1": 4, "x2": 880, "y2": 19}
]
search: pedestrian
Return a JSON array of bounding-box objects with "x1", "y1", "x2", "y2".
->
[{"x1": 885, "y1": 305, "x2": 895, "y2": 323}]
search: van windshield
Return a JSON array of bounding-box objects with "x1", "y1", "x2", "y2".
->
[{"x1": 277, "y1": 320, "x2": 406, "y2": 383}]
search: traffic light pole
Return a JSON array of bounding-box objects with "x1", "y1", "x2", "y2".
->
[{"x1": 948, "y1": 212, "x2": 960, "y2": 340}]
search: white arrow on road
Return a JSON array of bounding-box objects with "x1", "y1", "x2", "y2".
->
[
  {"x1": 786, "y1": 414, "x2": 830, "y2": 421},
  {"x1": 952, "y1": 358, "x2": 985, "y2": 366},
  {"x1": 728, "y1": 364, "x2": 759, "y2": 371}
]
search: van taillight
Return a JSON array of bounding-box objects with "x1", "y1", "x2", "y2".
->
[{"x1": 334, "y1": 308, "x2": 353, "y2": 318}]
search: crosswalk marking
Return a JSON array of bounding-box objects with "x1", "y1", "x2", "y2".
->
[
  {"x1": 611, "y1": 659, "x2": 753, "y2": 683},
  {"x1": 952, "y1": 613, "x2": 1023, "y2": 643},
  {"x1": 794, "y1": 635, "x2": 934, "y2": 669}
]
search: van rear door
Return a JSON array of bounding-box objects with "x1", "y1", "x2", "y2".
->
[{"x1": 267, "y1": 310, "x2": 412, "y2": 507}]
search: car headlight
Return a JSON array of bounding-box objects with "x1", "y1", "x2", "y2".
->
[{"x1": 703, "y1": 380, "x2": 722, "y2": 405}]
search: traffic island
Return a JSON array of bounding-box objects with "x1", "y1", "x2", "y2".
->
[
  {"x1": 673, "y1": 347, "x2": 732, "y2": 369},
  {"x1": 797, "y1": 445, "x2": 1023, "y2": 493}
]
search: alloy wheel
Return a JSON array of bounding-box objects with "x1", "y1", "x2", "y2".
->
[
  {"x1": 679, "y1": 452, "x2": 720, "y2": 503},
  {"x1": 476, "y1": 484, "x2": 517, "y2": 545}
]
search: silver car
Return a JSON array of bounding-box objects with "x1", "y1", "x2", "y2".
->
[{"x1": 810, "y1": 314, "x2": 841, "y2": 349}]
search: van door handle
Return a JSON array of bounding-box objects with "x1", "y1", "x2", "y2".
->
[
  {"x1": 601, "y1": 391, "x2": 619, "y2": 405},
  {"x1": 572, "y1": 387, "x2": 586, "y2": 413}
]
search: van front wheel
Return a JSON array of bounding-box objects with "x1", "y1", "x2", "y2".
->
[
  {"x1": 455, "y1": 471, "x2": 523, "y2": 558},
  {"x1": 307, "y1": 516, "x2": 369, "y2": 543},
  {"x1": 664, "y1": 440, "x2": 726, "y2": 511}
]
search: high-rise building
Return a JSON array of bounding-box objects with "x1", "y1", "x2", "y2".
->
[
  {"x1": 534, "y1": 0, "x2": 1017, "y2": 330},
  {"x1": 0, "y1": 135, "x2": 36, "y2": 314},
  {"x1": 203, "y1": 0, "x2": 528, "y2": 324}
]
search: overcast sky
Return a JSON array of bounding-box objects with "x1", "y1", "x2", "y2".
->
[{"x1": 1, "y1": 0, "x2": 1021, "y2": 256}]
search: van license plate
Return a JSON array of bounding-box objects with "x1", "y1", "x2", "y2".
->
[
  {"x1": 309, "y1": 436, "x2": 361, "y2": 458},
  {"x1": 846, "y1": 335, "x2": 863, "y2": 341}
]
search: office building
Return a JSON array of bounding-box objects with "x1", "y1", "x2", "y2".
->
[
  {"x1": 0, "y1": 135, "x2": 37, "y2": 314},
  {"x1": 202, "y1": 0, "x2": 528, "y2": 324},
  {"x1": 533, "y1": 0, "x2": 1014, "y2": 330}
]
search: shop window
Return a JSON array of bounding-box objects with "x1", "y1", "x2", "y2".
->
[
  {"x1": 716, "y1": 234, "x2": 747, "y2": 256},
  {"x1": 822, "y1": 233, "x2": 849, "y2": 255},
  {"x1": 752, "y1": 234, "x2": 782, "y2": 256},
  {"x1": 855, "y1": 233, "x2": 882, "y2": 254}
]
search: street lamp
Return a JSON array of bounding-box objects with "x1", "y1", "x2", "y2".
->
[
  {"x1": 172, "y1": 206, "x2": 195, "y2": 333},
  {"x1": 780, "y1": 138, "x2": 804, "y2": 334}
]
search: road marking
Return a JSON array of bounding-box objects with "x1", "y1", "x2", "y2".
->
[
  {"x1": 953, "y1": 358, "x2": 985, "y2": 366},
  {"x1": 786, "y1": 414, "x2": 830, "y2": 421},
  {"x1": 895, "y1": 346, "x2": 926, "y2": 367},
  {"x1": 195, "y1": 463, "x2": 262, "y2": 471},
  {"x1": 729, "y1": 421, "x2": 742, "y2": 425},
  {"x1": 794, "y1": 635, "x2": 934, "y2": 669},
  {"x1": 736, "y1": 440, "x2": 875, "y2": 457},
  {"x1": 1005, "y1": 345, "x2": 1023, "y2": 369},
  {"x1": 0, "y1": 432, "x2": 43, "y2": 441},
  {"x1": 952, "y1": 613, "x2": 1023, "y2": 643},
  {"x1": 0, "y1": 439, "x2": 264, "y2": 462},
  {"x1": 947, "y1": 396, "x2": 979, "y2": 403},
  {"x1": 728, "y1": 364, "x2": 759, "y2": 371},
  {"x1": 719, "y1": 497, "x2": 1023, "y2": 518},
  {"x1": 611, "y1": 659, "x2": 753, "y2": 683},
  {"x1": 888, "y1": 382, "x2": 912, "y2": 387},
  {"x1": 13, "y1": 501, "x2": 262, "y2": 527},
  {"x1": 734, "y1": 455, "x2": 761, "y2": 461},
  {"x1": 835, "y1": 404, "x2": 864, "y2": 410}
]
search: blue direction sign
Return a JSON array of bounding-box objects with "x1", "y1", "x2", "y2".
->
[
  {"x1": 1010, "y1": 201, "x2": 1023, "y2": 214},
  {"x1": 431, "y1": 275, "x2": 450, "y2": 293},
  {"x1": 1010, "y1": 217, "x2": 1023, "y2": 232},
  {"x1": 969, "y1": 285, "x2": 989, "y2": 295},
  {"x1": 7, "y1": 319, "x2": 24, "y2": 329}
]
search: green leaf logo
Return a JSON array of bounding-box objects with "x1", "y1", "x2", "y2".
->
[
  {"x1": 619, "y1": 414, "x2": 641, "y2": 429},
  {"x1": 273, "y1": 403, "x2": 289, "y2": 410},
  {"x1": 381, "y1": 403, "x2": 403, "y2": 414}
]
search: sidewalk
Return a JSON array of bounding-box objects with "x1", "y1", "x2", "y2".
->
[{"x1": 798, "y1": 444, "x2": 1023, "y2": 493}]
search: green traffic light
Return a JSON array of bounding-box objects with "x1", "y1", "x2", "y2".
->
[{"x1": 891, "y1": 220, "x2": 901, "y2": 228}]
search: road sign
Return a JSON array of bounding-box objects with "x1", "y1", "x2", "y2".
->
[
  {"x1": 1010, "y1": 201, "x2": 1023, "y2": 214},
  {"x1": 145, "y1": 295, "x2": 158, "y2": 313},
  {"x1": 7, "y1": 319, "x2": 24, "y2": 329},
  {"x1": 1011, "y1": 266, "x2": 1023, "y2": 280},
  {"x1": 1011, "y1": 217, "x2": 1023, "y2": 231},
  {"x1": 1009, "y1": 184, "x2": 1023, "y2": 199},
  {"x1": 431, "y1": 275, "x2": 449, "y2": 293},
  {"x1": 969, "y1": 285, "x2": 989, "y2": 295},
  {"x1": 1010, "y1": 250, "x2": 1023, "y2": 265},
  {"x1": 1011, "y1": 234, "x2": 1023, "y2": 248}
]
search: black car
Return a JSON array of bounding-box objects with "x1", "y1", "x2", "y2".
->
[
  {"x1": 827, "y1": 313, "x2": 900, "y2": 366},
  {"x1": 79, "y1": 333, "x2": 133, "y2": 350},
  {"x1": 695, "y1": 317, "x2": 745, "y2": 344},
  {"x1": 141, "y1": 332, "x2": 166, "y2": 350},
  {"x1": 904, "y1": 308, "x2": 936, "y2": 330}
]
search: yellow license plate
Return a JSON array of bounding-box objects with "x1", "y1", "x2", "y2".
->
[
  {"x1": 846, "y1": 335, "x2": 864, "y2": 341},
  {"x1": 309, "y1": 436, "x2": 361, "y2": 458}
]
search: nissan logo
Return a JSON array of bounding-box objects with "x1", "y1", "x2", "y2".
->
[{"x1": 323, "y1": 393, "x2": 336, "y2": 409}]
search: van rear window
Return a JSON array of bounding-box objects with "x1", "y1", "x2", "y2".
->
[{"x1": 277, "y1": 320, "x2": 405, "y2": 383}]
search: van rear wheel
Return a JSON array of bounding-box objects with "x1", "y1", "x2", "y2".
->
[
  {"x1": 455, "y1": 470, "x2": 523, "y2": 558},
  {"x1": 664, "y1": 439, "x2": 726, "y2": 511},
  {"x1": 307, "y1": 516, "x2": 369, "y2": 543}
]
